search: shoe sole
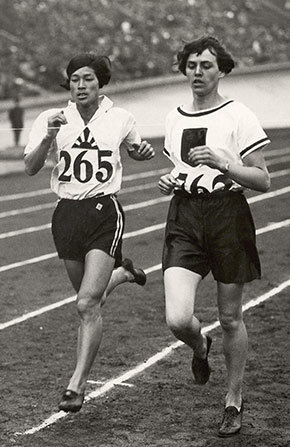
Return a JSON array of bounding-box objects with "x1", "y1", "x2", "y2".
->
[
  {"x1": 122, "y1": 258, "x2": 146, "y2": 286},
  {"x1": 218, "y1": 428, "x2": 241, "y2": 438}
]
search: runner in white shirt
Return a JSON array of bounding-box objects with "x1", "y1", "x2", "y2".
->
[
  {"x1": 164, "y1": 100, "x2": 270, "y2": 194},
  {"x1": 24, "y1": 53, "x2": 155, "y2": 413},
  {"x1": 158, "y1": 36, "x2": 270, "y2": 438}
]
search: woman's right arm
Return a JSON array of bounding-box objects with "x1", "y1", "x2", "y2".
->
[{"x1": 24, "y1": 111, "x2": 67, "y2": 176}]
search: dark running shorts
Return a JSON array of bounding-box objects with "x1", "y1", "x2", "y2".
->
[
  {"x1": 162, "y1": 190, "x2": 261, "y2": 284},
  {"x1": 51, "y1": 195, "x2": 124, "y2": 265}
]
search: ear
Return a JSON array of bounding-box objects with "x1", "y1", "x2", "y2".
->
[{"x1": 218, "y1": 71, "x2": 225, "y2": 79}]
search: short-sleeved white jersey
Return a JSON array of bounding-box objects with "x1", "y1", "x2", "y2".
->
[
  {"x1": 24, "y1": 95, "x2": 141, "y2": 199},
  {"x1": 164, "y1": 100, "x2": 270, "y2": 194}
]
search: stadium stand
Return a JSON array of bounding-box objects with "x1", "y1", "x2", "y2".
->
[{"x1": 0, "y1": 0, "x2": 290, "y2": 98}]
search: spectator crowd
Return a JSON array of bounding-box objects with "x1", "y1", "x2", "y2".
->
[{"x1": 0, "y1": 0, "x2": 290, "y2": 98}]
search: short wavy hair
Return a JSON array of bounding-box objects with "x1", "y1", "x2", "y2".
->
[{"x1": 177, "y1": 36, "x2": 235, "y2": 75}]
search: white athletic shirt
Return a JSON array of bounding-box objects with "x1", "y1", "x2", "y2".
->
[
  {"x1": 24, "y1": 96, "x2": 141, "y2": 199},
  {"x1": 164, "y1": 100, "x2": 270, "y2": 194}
]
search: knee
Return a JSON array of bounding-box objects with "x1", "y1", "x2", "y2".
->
[
  {"x1": 166, "y1": 313, "x2": 199, "y2": 339},
  {"x1": 219, "y1": 312, "x2": 242, "y2": 333},
  {"x1": 77, "y1": 291, "x2": 101, "y2": 321}
]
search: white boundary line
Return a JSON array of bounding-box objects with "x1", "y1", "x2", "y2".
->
[
  {"x1": 0, "y1": 184, "x2": 289, "y2": 273},
  {"x1": 249, "y1": 185, "x2": 290, "y2": 203},
  {"x1": 256, "y1": 219, "x2": 290, "y2": 235},
  {"x1": 1, "y1": 217, "x2": 290, "y2": 331},
  {"x1": 21, "y1": 277, "x2": 290, "y2": 436},
  {"x1": 0, "y1": 264, "x2": 161, "y2": 331},
  {"x1": 0, "y1": 182, "x2": 169, "y2": 219},
  {"x1": 0, "y1": 182, "x2": 289, "y2": 241},
  {"x1": 266, "y1": 154, "x2": 290, "y2": 166},
  {"x1": 0, "y1": 168, "x2": 169, "y2": 203},
  {"x1": 265, "y1": 147, "x2": 290, "y2": 158},
  {"x1": 269, "y1": 168, "x2": 290, "y2": 178},
  {"x1": 0, "y1": 148, "x2": 287, "y2": 203},
  {"x1": 0, "y1": 184, "x2": 289, "y2": 271},
  {"x1": 0, "y1": 157, "x2": 288, "y2": 215}
]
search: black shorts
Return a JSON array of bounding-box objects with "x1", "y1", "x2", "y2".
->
[
  {"x1": 162, "y1": 190, "x2": 261, "y2": 284},
  {"x1": 51, "y1": 195, "x2": 124, "y2": 265}
]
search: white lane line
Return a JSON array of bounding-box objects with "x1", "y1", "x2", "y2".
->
[
  {"x1": 0, "y1": 181, "x2": 289, "y2": 240},
  {"x1": 249, "y1": 185, "x2": 290, "y2": 203},
  {"x1": 0, "y1": 184, "x2": 289, "y2": 272},
  {"x1": 1, "y1": 215, "x2": 290, "y2": 276},
  {"x1": 265, "y1": 147, "x2": 290, "y2": 158},
  {"x1": 0, "y1": 147, "x2": 287, "y2": 203},
  {"x1": 0, "y1": 202, "x2": 54, "y2": 219},
  {"x1": 122, "y1": 168, "x2": 169, "y2": 182},
  {"x1": 266, "y1": 155, "x2": 290, "y2": 166},
  {"x1": 0, "y1": 263, "x2": 162, "y2": 330},
  {"x1": 124, "y1": 224, "x2": 165, "y2": 239},
  {"x1": 269, "y1": 168, "x2": 290, "y2": 178},
  {"x1": 0, "y1": 156, "x2": 289, "y2": 216},
  {"x1": 0, "y1": 223, "x2": 51, "y2": 240},
  {"x1": 0, "y1": 184, "x2": 169, "y2": 219},
  {"x1": 1, "y1": 160, "x2": 289, "y2": 218},
  {"x1": 0, "y1": 168, "x2": 169, "y2": 203},
  {"x1": 87, "y1": 380, "x2": 134, "y2": 388},
  {"x1": 124, "y1": 196, "x2": 170, "y2": 211},
  {"x1": 256, "y1": 219, "x2": 290, "y2": 234},
  {"x1": 0, "y1": 221, "x2": 166, "y2": 241},
  {"x1": 21, "y1": 277, "x2": 290, "y2": 436},
  {"x1": 0, "y1": 225, "x2": 165, "y2": 274},
  {"x1": 0, "y1": 188, "x2": 52, "y2": 202},
  {"x1": 1, "y1": 217, "x2": 289, "y2": 330},
  {"x1": 0, "y1": 253, "x2": 57, "y2": 274},
  {"x1": 0, "y1": 295, "x2": 77, "y2": 330}
]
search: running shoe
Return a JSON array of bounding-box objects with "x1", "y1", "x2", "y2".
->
[
  {"x1": 122, "y1": 258, "x2": 146, "y2": 286},
  {"x1": 218, "y1": 401, "x2": 244, "y2": 437},
  {"x1": 58, "y1": 389, "x2": 85, "y2": 413},
  {"x1": 191, "y1": 334, "x2": 212, "y2": 385}
]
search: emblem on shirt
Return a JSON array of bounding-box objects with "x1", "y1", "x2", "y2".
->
[
  {"x1": 96, "y1": 203, "x2": 103, "y2": 211},
  {"x1": 58, "y1": 126, "x2": 113, "y2": 184},
  {"x1": 181, "y1": 128, "x2": 207, "y2": 167},
  {"x1": 72, "y1": 127, "x2": 99, "y2": 150}
]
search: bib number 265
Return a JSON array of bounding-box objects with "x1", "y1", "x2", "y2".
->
[{"x1": 58, "y1": 149, "x2": 113, "y2": 184}]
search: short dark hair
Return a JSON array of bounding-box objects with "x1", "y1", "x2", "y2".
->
[
  {"x1": 177, "y1": 36, "x2": 235, "y2": 75},
  {"x1": 60, "y1": 53, "x2": 111, "y2": 90}
]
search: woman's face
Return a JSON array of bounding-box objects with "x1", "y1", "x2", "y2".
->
[
  {"x1": 185, "y1": 49, "x2": 223, "y2": 97},
  {"x1": 69, "y1": 66, "x2": 99, "y2": 108}
]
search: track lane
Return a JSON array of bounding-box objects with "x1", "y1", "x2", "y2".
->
[{"x1": 0, "y1": 137, "x2": 289, "y2": 441}]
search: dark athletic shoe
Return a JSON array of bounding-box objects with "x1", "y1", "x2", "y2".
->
[
  {"x1": 58, "y1": 389, "x2": 85, "y2": 413},
  {"x1": 122, "y1": 258, "x2": 146, "y2": 286},
  {"x1": 218, "y1": 402, "x2": 244, "y2": 437},
  {"x1": 191, "y1": 335, "x2": 212, "y2": 385}
]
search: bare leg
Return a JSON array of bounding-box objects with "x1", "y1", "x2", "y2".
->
[
  {"x1": 64, "y1": 250, "x2": 114, "y2": 395},
  {"x1": 100, "y1": 264, "x2": 136, "y2": 306},
  {"x1": 64, "y1": 259, "x2": 135, "y2": 306},
  {"x1": 164, "y1": 267, "x2": 207, "y2": 357},
  {"x1": 217, "y1": 282, "x2": 246, "y2": 409},
  {"x1": 63, "y1": 257, "x2": 138, "y2": 372},
  {"x1": 64, "y1": 259, "x2": 84, "y2": 293}
]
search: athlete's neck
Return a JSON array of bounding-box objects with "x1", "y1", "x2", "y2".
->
[
  {"x1": 76, "y1": 102, "x2": 99, "y2": 125},
  {"x1": 189, "y1": 92, "x2": 226, "y2": 112}
]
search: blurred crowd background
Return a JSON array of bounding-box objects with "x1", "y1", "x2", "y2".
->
[{"x1": 0, "y1": 0, "x2": 290, "y2": 99}]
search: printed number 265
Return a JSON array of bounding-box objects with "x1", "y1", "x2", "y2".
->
[{"x1": 58, "y1": 149, "x2": 113, "y2": 183}]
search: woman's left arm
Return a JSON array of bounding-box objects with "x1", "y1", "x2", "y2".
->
[
  {"x1": 188, "y1": 145, "x2": 270, "y2": 193},
  {"x1": 223, "y1": 148, "x2": 270, "y2": 192}
]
